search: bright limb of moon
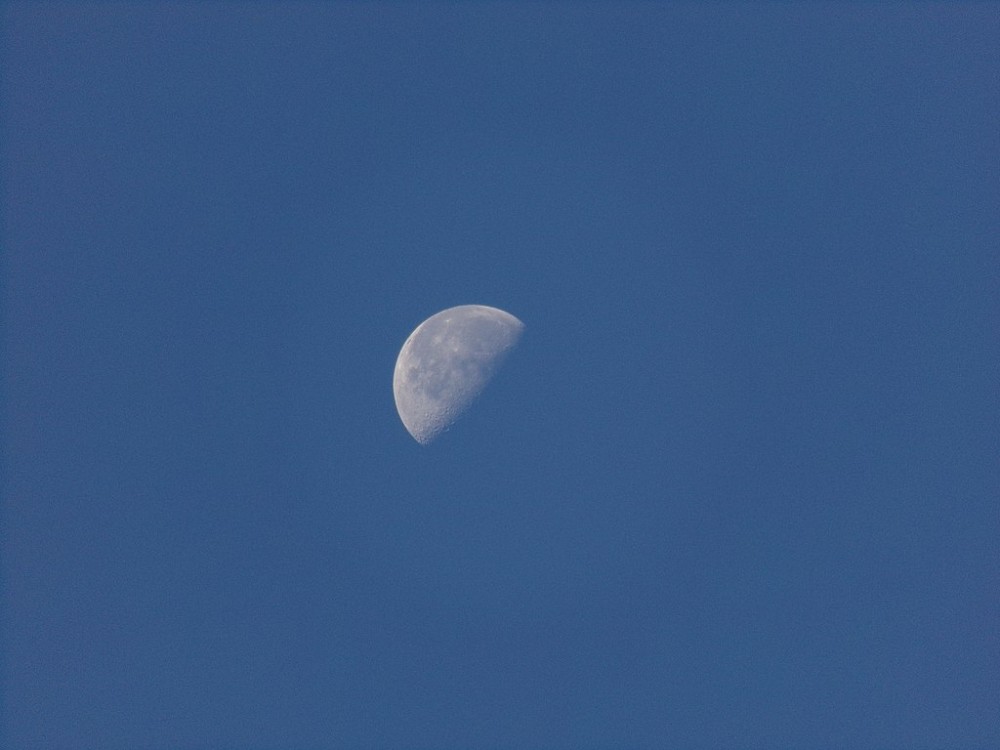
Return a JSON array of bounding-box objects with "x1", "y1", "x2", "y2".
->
[{"x1": 393, "y1": 305, "x2": 524, "y2": 445}]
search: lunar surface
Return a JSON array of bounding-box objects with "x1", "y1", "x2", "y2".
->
[{"x1": 393, "y1": 305, "x2": 524, "y2": 445}]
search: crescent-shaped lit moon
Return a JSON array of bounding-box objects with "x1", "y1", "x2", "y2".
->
[{"x1": 393, "y1": 305, "x2": 525, "y2": 445}]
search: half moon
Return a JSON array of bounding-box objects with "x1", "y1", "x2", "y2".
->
[{"x1": 393, "y1": 305, "x2": 525, "y2": 445}]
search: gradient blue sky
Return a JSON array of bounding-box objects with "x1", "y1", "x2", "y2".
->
[{"x1": 4, "y1": 4, "x2": 998, "y2": 748}]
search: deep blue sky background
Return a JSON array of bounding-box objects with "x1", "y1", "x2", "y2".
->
[{"x1": 3, "y1": 4, "x2": 998, "y2": 748}]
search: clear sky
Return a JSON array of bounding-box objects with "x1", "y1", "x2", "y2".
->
[{"x1": 3, "y1": 3, "x2": 998, "y2": 748}]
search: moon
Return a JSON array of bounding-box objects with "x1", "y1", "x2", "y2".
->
[{"x1": 393, "y1": 305, "x2": 525, "y2": 445}]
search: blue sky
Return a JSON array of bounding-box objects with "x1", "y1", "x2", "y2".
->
[{"x1": 3, "y1": 4, "x2": 998, "y2": 748}]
